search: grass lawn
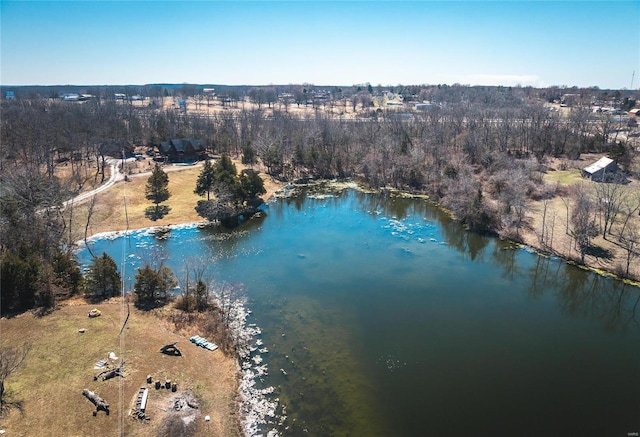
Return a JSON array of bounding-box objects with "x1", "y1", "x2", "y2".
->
[
  {"x1": 0, "y1": 300, "x2": 240, "y2": 436},
  {"x1": 67, "y1": 165, "x2": 204, "y2": 241},
  {"x1": 543, "y1": 168, "x2": 583, "y2": 185},
  {"x1": 66, "y1": 160, "x2": 283, "y2": 241}
]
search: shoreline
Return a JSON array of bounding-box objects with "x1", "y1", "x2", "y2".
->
[
  {"x1": 72, "y1": 180, "x2": 639, "y2": 437},
  {"x1": 386, "y1": 185, "x2": 640, "y2": 287},
  {"x1": 74, "y1": 225, "x2": 281, "y2": 437},
  {"x1": 276, "y1": 180, "x2": 640, "y2": 286}
]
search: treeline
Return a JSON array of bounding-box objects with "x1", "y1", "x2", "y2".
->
[
  {"x1": 1, "y1": 85, "x2": 639, "y2": 314},
  {"x1": 2, "y1": 82, "x2": 636, "y2": 107}
]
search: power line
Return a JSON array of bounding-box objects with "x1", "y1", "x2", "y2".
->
[{"x1": 118, "y1": 191, "x2": 130, "y2": 435}]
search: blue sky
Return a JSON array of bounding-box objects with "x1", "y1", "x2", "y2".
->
[{"x1": 1, "y1": 1, "x2": 638, "y2": 88}]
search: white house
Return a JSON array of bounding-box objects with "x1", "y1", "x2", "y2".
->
[{"x1": 582, "y1": 157, "x2": 618, "y2": 182}]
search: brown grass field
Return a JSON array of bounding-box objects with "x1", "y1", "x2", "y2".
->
[
  {"x1": 66, "y1": 158, "x2": 283, "y2": 240},
  {"x1": 0, "y1": 300, "x2": 240, "y2": 436}
]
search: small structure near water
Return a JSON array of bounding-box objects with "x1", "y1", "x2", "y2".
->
[
  {"x1": 189, "y1": 335, "x2": 218, "y2": 351},
  {"x1": 582, "y1": 156, "x2": 618, "y2": 182}
]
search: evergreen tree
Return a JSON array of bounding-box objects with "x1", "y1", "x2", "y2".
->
[
  {"x1": 241, "y1": 142, "x2": 257, "y2": 166},
  {"x1": 238, "y1": 169, "x2": 266, "y2": 200},
  {"x1": 214, "y1": 154, "x2": 238, "y2": 191},
  {"x1": 133, "y1": 264, "x2": 177, "y2": 307},
  {"x1": 195, "y1": 279, "x2": 208, "y2": 311},
  {"x1": 0, "y1": 252, "x2": 40, "y2": 315},
  {"x1": 133, "y1": 264, "x2": 163, "y2": 305},
  {"x1": 194, "y1": 156, "x2": 267, "y2": 226},
  {"x1": 194, "y1": 159, "x2": 216, "y2": 200},
  {"x1": 84, "y1": 252, "x2": 121, "y2": 299},
  {"x1": 157, "y1": 266, "x2": 178, "y2": 301},
  {"x1": 145, "y1": 163, "x2": 170, "y2": 206},
  {"x1": 52, "y1": 250, "x2": 83, "y2": 296}
]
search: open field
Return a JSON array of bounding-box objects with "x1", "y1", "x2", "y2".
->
[
  {"x1": 0, "y1": 299, "x2": 240, "y2": 436},
  {"x1": 66, "y1": 158, "x2": 283, "y2": 241},
  {"x1": 127, "y1": 94, "x2": 394, "y2": 120},
  {"x1": 543, "y1": 168, "x2": 583, "y2": 185}
]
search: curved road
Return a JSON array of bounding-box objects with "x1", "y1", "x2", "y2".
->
[{"x1": 63, "y1": 158, "x2": 123, "y2": 207}]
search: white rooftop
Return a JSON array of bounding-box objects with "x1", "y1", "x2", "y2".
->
[{"x1": 583, "y1": 157, "x2": 614, "y2": 174}]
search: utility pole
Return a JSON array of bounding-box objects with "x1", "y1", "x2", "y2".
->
[{"x1": 632, "y1": 71, "x2": 636, "y2": 90}]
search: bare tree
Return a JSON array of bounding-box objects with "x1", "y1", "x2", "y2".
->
[
  {"x1": 594, "y1": 177, "x2": 626, "y2": 239},
  {"x1": 618, "y1": 191, "x2": 640, "y2": 241},
  {"x1": 619, "y1": 224, "x2": 639, "y2": 278},
  {"x1": 539, "y1": 185, "x2": 557, "y2": 247},
  {"x1": 560, "y1": 193, "x2": 571, "y2": 236},
  {"x1": 178, "y1": 258, "x2": 211, "y2": 312},
  {"x1": 570, "y1": 184, "x2": 599, "y2": 264},
  {"x1": 0, "y1": 343, "x2": 30, "y2": 412}
]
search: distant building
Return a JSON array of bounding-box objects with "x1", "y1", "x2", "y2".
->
[
  {"x1": 62, "y1": 93, "x2": 80, "y2": 101},
  {"x1": 60, "y1": 93, "x2": 92, "y2": 102},
  {"x1": 5, "y1": 91, "x2": 15, "y2": 100},
  {"x1": 415, "y1": 103, "x2": 434, "y2": 110},
  {"x1": 582, "y1": 156, "x2": 618, "y2": 182},
  {"x1": 158, "y1": 138, "x2": 206, "y2": 162}
]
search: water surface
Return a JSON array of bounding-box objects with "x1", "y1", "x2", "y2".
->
[{"x1": 79, "y1": 188, "x2": 640, "y2": 436}]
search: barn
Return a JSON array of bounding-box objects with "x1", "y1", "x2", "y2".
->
[{"x1": 582, "y1": 157, "x2": 618, "y2": 182}]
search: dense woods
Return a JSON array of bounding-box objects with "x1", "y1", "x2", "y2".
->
[{"x1": 1, "y1": 83, "x2": 639, "y2": 314}]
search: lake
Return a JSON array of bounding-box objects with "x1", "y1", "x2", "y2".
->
[{"x1": 78, "y1": 185, "x2": 640, "y2": 436}]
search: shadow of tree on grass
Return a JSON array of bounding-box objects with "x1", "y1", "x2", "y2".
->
[
  {"x1": 584, "y1": 244, "x2": 614, "y2": 260},
  {"x1": 145, "y1": 205, "x2": 171, "y2": 221},
  {"x1": 1, "y1": 400, "x2": 25, "y2": 418}
]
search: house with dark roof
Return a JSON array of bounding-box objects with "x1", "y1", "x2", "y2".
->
[{"x1": 158, "y1": 138, "x2": 207, "y2": 162}]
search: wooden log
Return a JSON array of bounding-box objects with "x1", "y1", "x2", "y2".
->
[
  {"x1": 171, "y1": 383, "x2": 177, "y2": 392},
  {"x1": 93, "y1": 360, "x2": 125, "y2": 381},
  {"x1": 165, "y1": 379, "x2": 171, "y2": 389},
  {"x1": 102, "y1": 360, "x2": 125, "y2": 381},
  {"x1": 155, "y1": 380, "x2": 161, "y2": 390},
  {"x1": 82, "y1": 388, "x2": 110, "y2": 415},
  {"x1": 146, "y1": 375, "x2": 152, "y2": 384}
]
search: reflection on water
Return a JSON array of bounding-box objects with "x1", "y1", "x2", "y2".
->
[{"x1": 78, "y1": 187, "x2": 640, "y2": 437}]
